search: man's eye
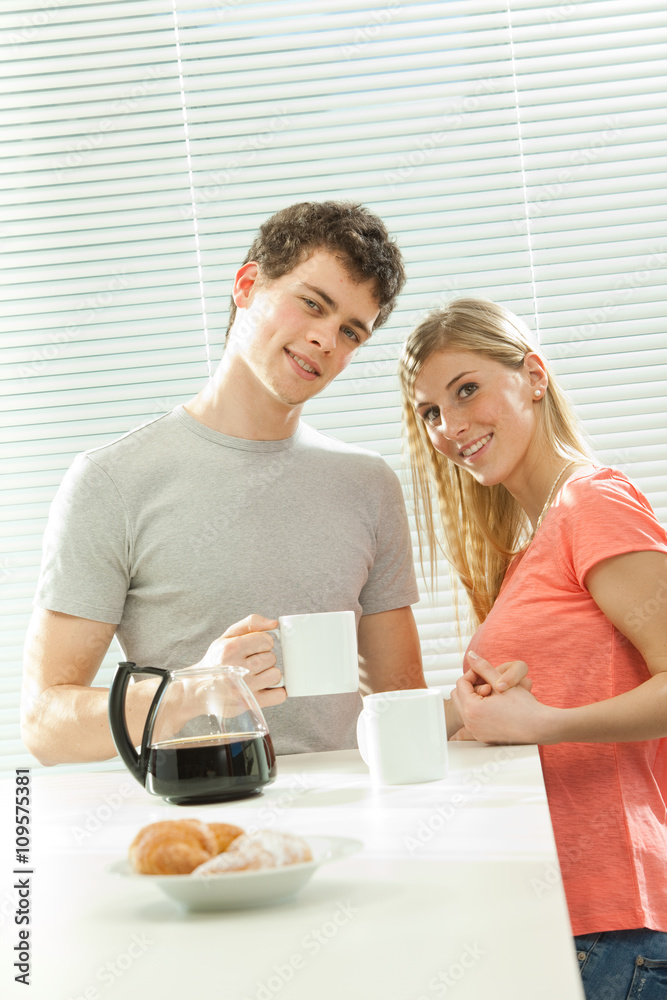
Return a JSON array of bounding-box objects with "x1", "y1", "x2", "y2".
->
[{"x1": 343, "y1": 328, "x2": 360, "y2": 343}]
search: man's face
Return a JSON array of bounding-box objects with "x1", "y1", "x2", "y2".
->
[{"x1": 228, "y1": 250, "x2": 382, "y2": 407}]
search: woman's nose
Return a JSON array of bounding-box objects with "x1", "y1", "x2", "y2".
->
[{"x1": 434, "y1": 407, "x2": 467, "y2": 441}]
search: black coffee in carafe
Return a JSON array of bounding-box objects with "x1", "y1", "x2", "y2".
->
[
  {"x1": 145, "y1": 731, "x2": 277, "y2": 804},
  {"x1": 109, "y1": 662, "x2": 278, "y2": 805}
]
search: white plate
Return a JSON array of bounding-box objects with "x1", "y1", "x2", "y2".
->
[{"x1": 107, "y1": 835, "x2": 362, "y2": 911}]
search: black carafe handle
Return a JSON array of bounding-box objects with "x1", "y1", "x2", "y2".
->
[{"x1": 108, "y1": 662, "x2": 170, "y2": 787}]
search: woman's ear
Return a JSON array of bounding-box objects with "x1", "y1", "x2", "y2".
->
[{"x1": 524, "y1": 351, "x2": 548, "y2": 398}]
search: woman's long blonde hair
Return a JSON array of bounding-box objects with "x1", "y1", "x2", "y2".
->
[{"x1": 399, "y1": 299, "x2": 594, "y2": 629}]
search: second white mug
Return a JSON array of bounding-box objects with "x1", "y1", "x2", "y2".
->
[{"x1": 356, "y1": 688, "x2": 448, "y2": 785}]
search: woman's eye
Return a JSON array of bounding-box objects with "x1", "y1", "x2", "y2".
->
[
  {"x1": 458, "y1": 382, "x2": 477, "y2": 399},
  {"x1": 422, "y1": 406, "x2": 439, "y2": 425}
]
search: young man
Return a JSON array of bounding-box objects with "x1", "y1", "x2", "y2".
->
[{"x1": 21, "y1": 201, "x2": 427, "y2": 765}]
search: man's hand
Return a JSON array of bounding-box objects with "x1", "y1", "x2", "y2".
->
[
  {"x1": 21, "y1": 609, "x2": 287, "y2": 766},
  {"x1": 450, "y1": 651, "x2": 551, "y2": 745},
  {"x1": 196, "y1": 614, "x2": 287, "y2": 708}
]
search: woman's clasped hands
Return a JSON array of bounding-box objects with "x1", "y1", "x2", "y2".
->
[{"x1": 450, "y1": 650, "x2": 554, "y2": 745}]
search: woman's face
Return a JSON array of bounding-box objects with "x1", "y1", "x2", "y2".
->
[{"x1": 411, "y1": 348, "x2": 546, "y2": 489}]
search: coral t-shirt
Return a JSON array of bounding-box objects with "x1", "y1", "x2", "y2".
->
[{"x1": 469, "y1": 466, "x2": 667, "y2": 935}]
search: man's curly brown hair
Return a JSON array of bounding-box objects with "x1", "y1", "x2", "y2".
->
[{"x1": 226, "y1": 201, "x2": 405, "y2": 338}]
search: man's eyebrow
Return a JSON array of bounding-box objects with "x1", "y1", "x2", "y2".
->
[{"x1": 301, "y1": 282, "x2": 372, "y2": 340}]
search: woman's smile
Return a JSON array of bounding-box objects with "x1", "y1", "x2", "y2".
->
[{"x1": 459, "y1": 432, "x2": 493, "y2": 459}]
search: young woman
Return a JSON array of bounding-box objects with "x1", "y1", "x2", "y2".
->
[{"x1": 399, "y1": 299, "x2": 667, "y2": 1000}]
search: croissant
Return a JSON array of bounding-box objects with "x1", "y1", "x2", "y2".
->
[
  {"x1": 193, "y1": 829, "x2": 313, "y2": 875},
  {"x1": 207, "y1": 822, "x2": 244, "y2": 854},
  {"x1": 129, "y1": 820, "x2": 218, "y2": 875}
]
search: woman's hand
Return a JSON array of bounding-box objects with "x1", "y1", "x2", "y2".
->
[
  {"x1": 446, "y1": 650, "x2": 533, "y2": 739},
  {"x1": 466, "y1": 650, "x2": 533, "y2": 697},
  {"x1": 195, "y1": 614, "x2": 287, "y2": 708},
  {"x1": 450, "y1": 651, "x2": 554, "y2": 745}
]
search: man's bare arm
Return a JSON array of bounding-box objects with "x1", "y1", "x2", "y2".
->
[
  {"x1": 21, "y1": 609, "x2": 288, "y2": 766},
  {"x1": 357, "y1": 606, "x2": 468, "y2": 739},
  {"x1": 20, "y1": 608, "x2": 157, "y2": 765},
  {"x1": 357, "y1": 606, "x2": 427, "y2": 695}
]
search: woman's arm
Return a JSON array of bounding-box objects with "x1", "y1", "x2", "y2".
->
[{"x1": 451, "y1": 550, "x2": 667, "y2": 745}]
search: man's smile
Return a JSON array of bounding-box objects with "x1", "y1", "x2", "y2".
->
[{"x1": 285, "y1": 348, "x2": 321, "y2": 379}]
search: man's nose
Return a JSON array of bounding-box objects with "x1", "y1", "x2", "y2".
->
[{"x1": 306, "y1": 319, "x2": 338, "y2": 352}]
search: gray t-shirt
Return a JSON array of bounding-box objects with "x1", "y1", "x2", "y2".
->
[{"x1": 35, "y1": 406, "x2": 418, "y2": 753}]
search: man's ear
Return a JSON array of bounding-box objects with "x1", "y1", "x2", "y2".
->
[{"x1": 232, "y1": 261, "x2": 260, "y2": 309}]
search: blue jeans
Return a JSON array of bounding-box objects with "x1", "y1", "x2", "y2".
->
[{"x1": 575, "y1": 928, "x2": 667, "y2": 1000}]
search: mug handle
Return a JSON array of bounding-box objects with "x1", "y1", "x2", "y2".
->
[
  {"x1": 266, "y1": 628, "x2": 285, "y2": 690},
  {"x1": 356, "y1": 709, "x2": 369, "y2": 764}
]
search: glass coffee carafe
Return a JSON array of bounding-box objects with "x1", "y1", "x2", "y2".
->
[{"x1": 108, "y1": 661, "x2": 277, "y2": 805}]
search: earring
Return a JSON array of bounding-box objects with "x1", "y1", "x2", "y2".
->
[{"x1": 534, "y1": 389, "x2": 542, "y2": 397}]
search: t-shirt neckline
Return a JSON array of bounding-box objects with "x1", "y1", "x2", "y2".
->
[{"x1": 173, "y1": 405, "x2": 302, "y2": 453}]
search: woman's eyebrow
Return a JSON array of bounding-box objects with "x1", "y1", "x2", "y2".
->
[
  {"x1": 415, "y1": 370, "x2": 477, "y2": 406},
  {"x1": 446, "y1": 370, "x2": 475, "y2": 389}
]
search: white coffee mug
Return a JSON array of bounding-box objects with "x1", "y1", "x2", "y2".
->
[
  {"x1": 270, "y1": 610, "x2": 358, "y2": 698},
  {"x1": 356, "y1": 689, "x2": 448, "y2": 785}
]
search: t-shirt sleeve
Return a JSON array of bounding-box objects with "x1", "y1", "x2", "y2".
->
[
  {"x1": 556, "y1": 471, "x2": 667, "y2": 589},
  {"x1": 34, "y1": 454, "x2": 131, "y2": 624},
  {"x1": 358, "y1": 462, "x2": 419, "y2": 615}
]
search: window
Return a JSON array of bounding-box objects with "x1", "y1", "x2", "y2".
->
[{"x1": 2, "y1": 0, "x2": 666, "y2": 769}]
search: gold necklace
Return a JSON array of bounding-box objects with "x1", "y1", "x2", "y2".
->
[{"x1": 529, "y1": 461, "x2": 576, "y2": 541}]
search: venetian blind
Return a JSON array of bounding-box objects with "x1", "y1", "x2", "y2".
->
[{"x1": 1, "y1": 0, "x2": 666, "y2": 770}]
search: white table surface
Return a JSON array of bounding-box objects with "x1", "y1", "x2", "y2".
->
[{"x1": 0, "y1": 744, "x2": 584, "y2": 1000}]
